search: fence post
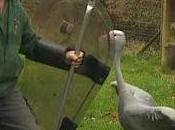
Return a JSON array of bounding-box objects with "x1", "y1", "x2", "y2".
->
[{"x1": 161, "y1": 0, "x2": 175, "y2": 70}]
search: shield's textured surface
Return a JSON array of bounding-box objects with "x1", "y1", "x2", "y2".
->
[{"x1": 19, "y1": 0, "x2": 113, "y2": 130}]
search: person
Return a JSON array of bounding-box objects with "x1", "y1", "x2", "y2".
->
[{"x1": 0, "y1": 0, "x2": 84, "y2": 129}]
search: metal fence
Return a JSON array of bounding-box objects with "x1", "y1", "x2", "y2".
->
[{"x1": 103, "y1": 0, "x2": 161, "y2": 42}]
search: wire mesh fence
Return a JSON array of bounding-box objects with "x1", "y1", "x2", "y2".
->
[
  {"x1": 21, "y1": 0, "x2": 162, "y2": 44},
  {"x1": 103, "y1": 0, "x2": 161, "y2": 43}
]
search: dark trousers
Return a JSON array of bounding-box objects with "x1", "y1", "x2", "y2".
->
[{"x1": 0, "y1": 87, "x2": 39, "y2": 130}]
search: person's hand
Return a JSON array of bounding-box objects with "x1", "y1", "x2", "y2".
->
[{"x1": 65, "y1": 50, "x2": 84, "y2": 67}]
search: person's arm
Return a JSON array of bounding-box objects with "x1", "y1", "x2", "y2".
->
[
  {"x1": 19, "y1": 9, "x2": 109, "y2": 84},
  {"x1": 19, "y1": 10, "x2": 72, "y2": 70}
]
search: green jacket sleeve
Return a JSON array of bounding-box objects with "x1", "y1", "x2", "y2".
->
[
  {"x1": 19, "y1": 10, "x2": 70, "y2": 70},
  {"x1": 19, "y1": 6, "x2": 110, "y2": 84}
]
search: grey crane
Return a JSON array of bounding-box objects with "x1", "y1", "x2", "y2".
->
[{"x1": 109, "y1": 30, "x2": 175, "y2": 130}]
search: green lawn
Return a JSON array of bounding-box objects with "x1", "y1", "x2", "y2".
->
[
  {"x1": 19, "y1": 48, "x2": 175, "y2": 130},
  {"x1": 77, "y1": 52, "x2": 175, "y2": 130}
]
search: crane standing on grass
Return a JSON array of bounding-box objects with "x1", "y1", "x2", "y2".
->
[{"x1": 109, "y1": 30, "x2": 175, "y2": 130}]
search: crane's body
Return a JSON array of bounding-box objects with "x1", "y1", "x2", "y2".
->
[
  {"x1": 109, "y1": 30, "x2": 175, "y2": 130},
  {"x1": 111, "y1": 81, "x2": 155, "y2": 106}
]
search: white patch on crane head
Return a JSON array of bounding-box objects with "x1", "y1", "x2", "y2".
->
[
  {"x1": 109, "y1": 30, "x2": 126, "y2": 42},
  {"x1": 113, "y1": 30, "x2": 125, "y2": 36},
  {"x1": 109, "y1": 30, "x2": 126, "y2": 53}
]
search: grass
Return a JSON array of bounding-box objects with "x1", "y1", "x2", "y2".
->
[
  {"x1": 77, "y1": 50, "x2": 175, "y2": 130},
  {"x1": 19, "y1": 46, "x2": 175, "y2": 130}
]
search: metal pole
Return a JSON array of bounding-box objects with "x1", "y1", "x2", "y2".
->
[{"x1": 56, "y1": 1, "x2": 96, "y2": 129}]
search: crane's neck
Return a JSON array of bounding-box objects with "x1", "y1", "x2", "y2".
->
[
  {"x1": 115, "y1": 53, "x2": 136, "y2": 107},
  {"x1": 115, "y1": 54, "x2": 126, "y2": 94}
]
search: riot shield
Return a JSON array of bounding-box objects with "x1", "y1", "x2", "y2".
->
[{"x1": 19, "y1": 0, "x2": 114, "y2": 130}]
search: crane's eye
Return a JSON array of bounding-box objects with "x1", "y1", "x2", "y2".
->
[{"x1": 113, "y1": 34, "x2": 117, "y2": 37}]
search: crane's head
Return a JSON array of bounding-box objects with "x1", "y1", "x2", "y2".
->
[{"x1": 109, "y1": 30, "x2": 126, "y2": 55}]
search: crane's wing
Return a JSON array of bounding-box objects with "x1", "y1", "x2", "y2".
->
[
  {"x1": 111, "y1": 81, "x2": 155, "y2": 106},
  {"x1": 126, "y1": 105, "x2": 175, "y2": 129}
]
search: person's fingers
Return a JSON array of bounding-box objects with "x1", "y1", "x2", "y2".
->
[
  {"x1": 76, "y1": 57, "x2": 83, "y2": 62},
  {"x1": 72, "y1": 54, "x2": 78, "y2": 61},
  {"x1": 67, "y1": 51, "x2": 77, "y2": 60},
  {"x1": 71, "y1": 51, "x2": 84, "y2": 60},
  {"x1": 66, "y1": 50, "x2": 84, "y2": 67},
  {"x1": 72, "y1": 59, "x2": 82, "y2": 64},
  {"x1": 78, "y1": 51, "x2": 84, "y2": 58},
  {"x1": 71, "y1": 61, "x2": 82, "y2": 68}
]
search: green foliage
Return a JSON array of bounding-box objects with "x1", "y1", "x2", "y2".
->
[{"x1": 18, "y1": 50, "x2": 175, "y2": 130}]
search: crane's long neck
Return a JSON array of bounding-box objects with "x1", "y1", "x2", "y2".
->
[
  {"x1": 115, "y1": 52, "x2": 135, "y2": 107},
  {"x1": 115, "y1": 54, "x2": 126, "y2": 94}
]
